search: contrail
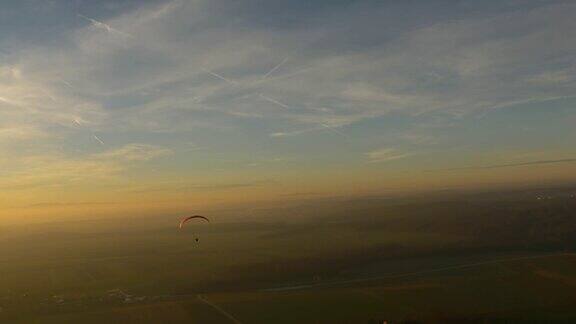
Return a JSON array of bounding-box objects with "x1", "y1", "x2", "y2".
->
[
  {"x1": 202, "y1": 68, "x2": 238, "y2": 86},
  {"x1": 197, "y1": 294, "x2": 243, "y2": 324},
  {"x1": 78, "y1": 14, "x2": 132, "y2": 38},
  {"x1": 61, "y1": 80, "x2": 73, "y2": 89},
  {"x1": 261, "y1": 57, "x2": 289, "y2": 80},
  {"x1": 199, "y1": 59, "x2": 354, "y2": 143},
  {"x1": 0, "y1": 96, "x2": 22, "y2": 107},
  {"x1": 319, "y1": 123, "x2": 349, "y2": 140},
  {"x1": 262, "y1": 252, "x2": 573, "y2": 292},
  {"x1": 42, "y1": 90, "x2": 57, "y2": 102},
  {"x1": 258, "y1": 93, "x2": 290, "y2": 110},
  {"x1": 93, "y1": 134, "x2": 105, "y2": 145},
  {"x1": 251, "y1": 65, "x2": 319, "y2": 88}
]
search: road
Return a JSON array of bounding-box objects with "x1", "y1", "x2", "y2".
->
[{"x1": 262, "y1": 252, "x2": 574, "y2": 292}]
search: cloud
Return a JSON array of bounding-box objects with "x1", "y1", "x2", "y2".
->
[
  {"x1": 0, "y1": 144, "x2": 171, "y2": 191},
  {"x1": 270, "y1": 129, "x2": 311, "y2": 138},
  {"x1": 130, "y1": 179, "x2": 278, "y2": 193},
  {"x1": 366, "y1": 148, "x2": 414, "y2": 163},
  {"x1": 0, "y1": 125, "x2": 48, "y2": 142},
  {"x1": 528, "y1": 70, "x2": 574, "y2": 84},
  {"x1": 430, "y1": 158, "x2": 576, "y2": 172},
  {"x1": 0, "y1": 156, "x2": 122, "y2": 191},
  {"x1": 23, "y1": 201, "x2": 116, "y2": 208},
  {"x1": 94, "y1": 143, "x2": 172, "y2": 162},
  {"x1": 77, "y1": 14, "x2": 132, "y2": 38},
  {"x1": 1, "y1": 0, "x2": 576, "y2": 197},
  {"x1": 0, "y1": 61, "x2": 106, "y2": 142},
  {"x1": 8, "y1": 0, "x2": 576, "y2": 138},
  {"x1": 183, "y1": 180, "x2": 276, "y2": 191}
]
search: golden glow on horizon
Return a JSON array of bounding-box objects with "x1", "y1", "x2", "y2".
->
[
  {"x1": 2, "y1": 160, "x2": 576, "y2": 224},
  {"x1": 1, "y1": 0, "x2": 576, "y2": 223}
]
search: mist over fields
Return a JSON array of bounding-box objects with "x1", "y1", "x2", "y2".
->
[{"x1": 1, "y1": 186, "x2": 576, "y2": 322}]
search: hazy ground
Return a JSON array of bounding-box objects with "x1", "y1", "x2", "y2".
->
[{"x1": 1, "y1": 186, "x2": 576, "y2": 323}]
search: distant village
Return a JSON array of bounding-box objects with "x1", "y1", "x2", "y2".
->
[{"x1": 0, "y1": 288, "x2": 172, "y2": 314}]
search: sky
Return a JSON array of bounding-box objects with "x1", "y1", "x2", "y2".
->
[{"x1": 1, "y1": 0, "x2": 576, "y2": 222}]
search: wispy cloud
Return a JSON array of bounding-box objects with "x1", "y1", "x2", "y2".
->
[
  {"x1": 183, "y1": 180, "x2": 277, "y2": 191},
  {"x1": 77, "y1": 14, "x2": 132, "y2": 38},
  {"x1": 430, "y1": 158, "x2": 576, "y2": 172},
  {"x1": 0, "y1": 125, "x2": 48, "y2": 142},
  {"x1": 1, "y1": 0, "x2": 575, "y2": 201},
  {"x1": 366, "y1": 148, "x2": 414, "y2": 163},
  {"x1": 270, "y1": 130, "x2": 305, "y2": 138},
  {"x1": 94, "y1": 143, "x2": 172, "y2": 162},
  {"x1": 528, "y1": 70, "x2": 574, "y2": 84},
  {"x1": 0, "y1": 144, "x2": 171, "y2": 191},
  {"x1": 130, "y1": 179, "x2": 278, "y2": 193},
  {"x1": 23, "y1": 201, "x2": 117, "y2": 208},
  {"x1": 32, "y1": 1, "x2": 576, "y2": 135}
]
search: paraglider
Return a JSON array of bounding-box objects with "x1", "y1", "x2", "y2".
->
[
  {"x1": 179, "y1": 215, "x2": 210, "y2": 243},
  {"x1": 179, "y1": 215, "x2": 210, "y2": 228}
]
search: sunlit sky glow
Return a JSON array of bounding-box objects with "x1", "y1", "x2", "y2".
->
[{"x1": 1, "y1": 0, "x2": 576, "y2": 221}]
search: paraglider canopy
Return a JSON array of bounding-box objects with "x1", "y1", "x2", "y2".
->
[
  {"x1": 179, "y1": 215, "x2": 210, "y2": 229},
  {"x1": 179, "y1": 215, "x2": 210, "y2": 243}
]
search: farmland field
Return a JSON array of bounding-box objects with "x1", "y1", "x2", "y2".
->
[{"x1": 2, "y1": 188, "x2": 576, "y2": 323}]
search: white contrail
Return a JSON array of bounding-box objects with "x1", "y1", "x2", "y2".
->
[
  {"x1": 42, "y1": 90, "x2": 57, "y2": 102},
  {"x1": 197, "y1": 294, "x2": 243, "y2": 324},
  {"x1": 261, "y1": 57, "x2": 289, "y2": 80},
  {"x1": 93, "y1": 134, "x2": 105, "y2": 145},
  {"x1": 78, "y1": 14, "x2": 132, "y2": 38},
  {"x1": 258, "y1": 93, "x2": 290, "y2": 110},
  {"x1": 61, "y1": 80, "x2": 73, "y2": 89},
  {"x1": 251, "y1": 64, "x2": 322, "y2": 88},
  {"x1": 202, "y1": 68, "x2": 238, "y2": 86},
  {"x1": 200, "y1": 60, "x2": 352, "y2": 143},
  {"x1": 319, "y1": 123, "x2": 349, "y2": 140}
]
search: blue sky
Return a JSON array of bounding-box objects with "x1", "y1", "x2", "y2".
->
[{"x1": 1, "y1": 0, "x2": 576, "y2": 219}]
